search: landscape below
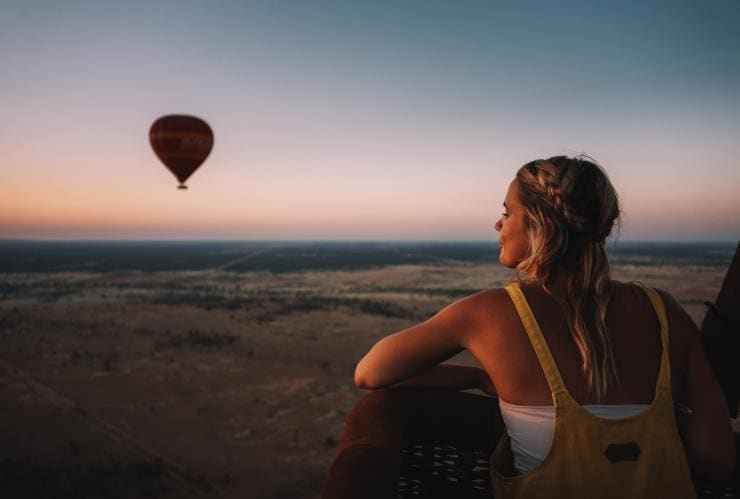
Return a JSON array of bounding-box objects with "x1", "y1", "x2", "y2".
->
[{"x1": 0, "y1": 240, "x2": 736, "y2": 498}]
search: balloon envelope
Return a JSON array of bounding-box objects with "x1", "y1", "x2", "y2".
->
[{"x1": 149, "y1": 115, "x2": 213, "y2": 189}]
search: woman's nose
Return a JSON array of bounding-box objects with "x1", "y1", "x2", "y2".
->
[{"x1": 494, "y1": 220, "x2": 502, "y2": 232}]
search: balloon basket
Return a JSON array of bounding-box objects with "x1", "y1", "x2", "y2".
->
[{"x1": 177, "y1": 184, "x2": 188, "y2": 190}]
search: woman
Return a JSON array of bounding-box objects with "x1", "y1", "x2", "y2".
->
[{"x1": 354, "y1": 156, "x2": 735, "y2": 497}]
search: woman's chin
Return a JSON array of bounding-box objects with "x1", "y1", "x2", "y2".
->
[{"x1": 498, "y1": 253, "x2": 517, "y2": 269}]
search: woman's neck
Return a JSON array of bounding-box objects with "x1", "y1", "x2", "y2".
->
[{"x1": 526, "y1": 270, "x2": 612, "y2": 301}]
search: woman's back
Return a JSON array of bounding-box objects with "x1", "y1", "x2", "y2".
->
[
  {"x1": 484, "y1": 280, "x2": 697, "y2": 498},
  {"x1": 465, "y1": 278, "x2": 734, "y2": 484},
  {"x1": 471, "y1": 279, "x2": 689, "y2": 407}
]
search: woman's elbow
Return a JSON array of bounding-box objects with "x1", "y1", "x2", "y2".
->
[
  {"x1": 354, "y1": 375, "x2": 374, "y2": 390},
  {"x1": 354, "y1": 374, "x2": 383, "y2": 390},
  {"x1": 353, "y1": 369, "x2": 369, "y2": 389},
  {"x1": 354, "y1": 361, "x2": 379, "y2": 390}
]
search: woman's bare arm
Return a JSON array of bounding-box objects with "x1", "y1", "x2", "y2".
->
[
  {"x1": 354, "y1": 291, "x2": 493, "y2": 390},
  {"x1": 660, "y1": 289, "x2": 736, "y2": 482},
  {"x1": 383, "y1": 363, "x2": 494, "y2": 394}
]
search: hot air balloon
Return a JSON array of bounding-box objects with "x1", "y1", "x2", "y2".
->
[{"x1": 149, "y1": 115, "x2": 214, "y2": 189}]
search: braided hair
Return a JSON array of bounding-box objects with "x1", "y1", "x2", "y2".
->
[{"x1": 515, "y1": 155, "x2": 622, "y2": 401}]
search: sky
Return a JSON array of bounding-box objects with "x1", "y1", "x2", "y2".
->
[{"x1": 1, "y1": 0, "x2": 739, "y2": 241}]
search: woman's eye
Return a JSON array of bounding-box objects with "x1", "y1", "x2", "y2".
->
[{"x1": 501, "y1": 212, "x2": 509, "y2": 218}]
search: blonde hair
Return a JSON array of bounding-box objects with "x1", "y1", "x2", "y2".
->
[{"x1": 515, "y1": 155, "x2": 622, "y2": 401}]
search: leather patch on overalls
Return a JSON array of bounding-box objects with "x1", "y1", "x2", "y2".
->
[{"x1": 604, "y1": 442, "x2": 641, "y2": 463}]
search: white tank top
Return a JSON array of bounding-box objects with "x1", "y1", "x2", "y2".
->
[{"x1": 498, "y1": 398, "x2": 650, "y2": 473}]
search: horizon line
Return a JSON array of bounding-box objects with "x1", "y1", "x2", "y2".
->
[{"x1": 0, "y1": 238, "x2": 738, "y2": 245}]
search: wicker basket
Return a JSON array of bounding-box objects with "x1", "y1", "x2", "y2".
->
[{"x1": 322, "y1": 388, "x2": 739, "y2": 499}]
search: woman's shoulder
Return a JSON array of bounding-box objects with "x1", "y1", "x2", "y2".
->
[
  {"x1": 612, "y1": 281, "x2": 695, "y2": 377},
  {"x1": 610, "y1": 280, "x2": 695, "y2": 334},
  {"x1": 460, "y1": 286, "x2": 512, "y2": 303},
  {"x1": 611, "y1": 279, "x2": 681, "y2": 305},
  {"x1": 454, "y1": 287, "x2": 514, "y2": 318},
  {"x1": 616, "y1": 281, "x2": 698, "y2": 337},
  {"x1": 651, "y1": 287, "x2": 700, "y2": 363},
  {"x1": 448, "y1": 287, "x2": 522, "y2": 335}
]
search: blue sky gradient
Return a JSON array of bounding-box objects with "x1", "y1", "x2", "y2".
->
[{"x1": 1, "y1": 1, "x2": 738, "y2": 241}]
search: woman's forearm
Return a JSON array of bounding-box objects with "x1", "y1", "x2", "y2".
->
[{"x1": 387, "y1": 364, "x2": 485, "y2": 391}]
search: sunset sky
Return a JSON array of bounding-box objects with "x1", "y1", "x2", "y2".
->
[{"x1": 2, "y1": 1, "x2": 738, "y2": 241}]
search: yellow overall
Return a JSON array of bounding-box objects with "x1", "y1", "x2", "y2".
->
[{"x1": 491, "y1": 282, "x2": 696, "y2": 498}]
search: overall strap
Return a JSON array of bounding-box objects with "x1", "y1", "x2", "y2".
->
[
  {"x1": 505, "y1": 283, "x2": 570, "y2": 404},
  {"x1": 632, "y1": 282, "x2": 672, "y2": 397}
]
